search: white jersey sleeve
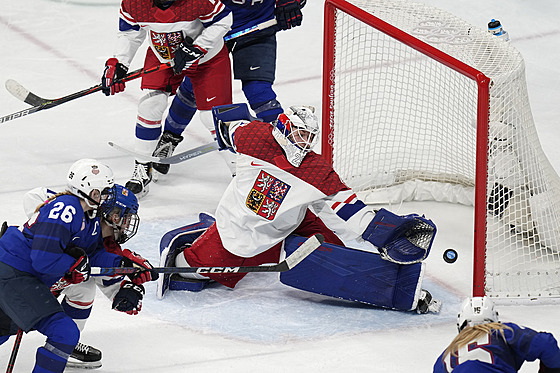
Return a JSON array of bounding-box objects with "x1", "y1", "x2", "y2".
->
[{"x1": 23, "y1": 187, "x2": 56, "y2": 219}]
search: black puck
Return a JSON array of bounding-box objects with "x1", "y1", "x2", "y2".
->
[{"x1": 443, "y1": 248, "x2": 458, "y2": 263}]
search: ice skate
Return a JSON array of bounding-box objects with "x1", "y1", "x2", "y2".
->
[
  {"x1": 152, "y1": 130, "x2": 184, "y2": 175},
  {"x1": 66, "y1": 342, "x2": 102, "y2": 369},
  {"x1": 416, "y1": 289, "x2": 442, "y2": 314},
  {"x1": 125, "y1": 161, "x2": 152, "y2": 198}
]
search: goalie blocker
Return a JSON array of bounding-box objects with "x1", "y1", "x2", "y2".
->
[{"x1": 156, "y1": 214, "x2": 440, "y2": 313}]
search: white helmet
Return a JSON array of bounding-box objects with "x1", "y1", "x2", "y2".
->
[
  {"x1": 457, "y1": 296, "x2": 499, "y2": 332},
  {"x1": 67, "y1": 159, "x2": 114, "y2": 208},
  {"x1": 272, "y1": 105, "x2": 319, "y2": 167}
]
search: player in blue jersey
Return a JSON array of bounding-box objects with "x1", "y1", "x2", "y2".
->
[
  {"x1": 434, "y1": 296, "x2": 560, "y2": 372},
  {"x1": 16, "y1": 183, "x2": 157, "y2": 368},
  {"x1": 150, "y1": 0, "x2": 306, "y2": 179},
  {"x1": 0, "y1": 159, "x2": 121, "y2": 373}
]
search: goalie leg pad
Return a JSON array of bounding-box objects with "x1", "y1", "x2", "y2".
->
[
  {"x1": 156, "y1": 213, "x2": 215, "y2": 299},
  {"x1": 280, "y1": 239, "x2": 424, "y2": 311}
]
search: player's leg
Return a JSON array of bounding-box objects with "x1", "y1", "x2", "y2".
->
[
  {"x1": 228, "y1": 29, "x2": 283, "y2": 123},
  {"x1": 126, "y1": 49, "x2": 173, "y2": 197},
  {"x1": 0, "y1": 264, "x2": 79, "y2": 372},
  {"x1": 176, "y1": 223, "x2": 282, "y2": 288},
  {"x1": 189, "y1": 46, "x2": 236, "y2": 176},
  {"x1": 152, "y1": 76, "x2": 196, "y2": 175},
  {"x1": 60, "y1": 280, "x2": 101, "y2": 368}
]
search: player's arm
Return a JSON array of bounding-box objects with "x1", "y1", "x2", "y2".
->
[
  {"x1": 101, "y1": 5, "x2": 146, "y2": 95},
  {"x1": 191, "y1": 1, "x2": 232, "y2": 57},
  {"x1": 314, "y1": 190, "x2": 437, "y2": 264},
  {"x1": 507, "y1": 323, "x2": 560, "y2": 371}
]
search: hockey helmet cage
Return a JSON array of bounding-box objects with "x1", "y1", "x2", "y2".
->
[
  {"x1": 67, "y1": 159, "x2": 114, "y2": 209},
  {"x1": 457, "y1": 296, "x2": 499, "y2": 332},
  {"x1": 272, "y1": 105, "x2": 319, "y2": 167},
  {"x1": 101, "y1": 184, "x2": 140, "y2": 244}
]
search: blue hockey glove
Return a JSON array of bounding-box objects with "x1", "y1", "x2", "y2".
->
[
  {"x1": 362, "y1": 208, "x2": 436, "y2": 264},
  {"x1": 112, "y1": 281, "x2": 144, "y2": 315},
  {"x1": 173, "y1": 38, "x2": 207, "y2": 74},
  {"x1": 275, "y1": 0, "x2": 304, "y2": 30}
]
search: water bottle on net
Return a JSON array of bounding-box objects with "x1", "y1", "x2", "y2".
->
[{"x1": 488, "y1": 19, "x2": 510, "y2": 42}]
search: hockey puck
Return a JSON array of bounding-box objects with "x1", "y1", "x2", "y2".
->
[{"x1": 443, "y1": 248, "x2": 458, "y2": 263}]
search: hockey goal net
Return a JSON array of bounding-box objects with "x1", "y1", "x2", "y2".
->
[{"x1": 322, "y1": 0, "x2": 560, "y2": 300}]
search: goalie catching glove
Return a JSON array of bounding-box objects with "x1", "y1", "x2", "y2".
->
[
  {"x1": 173, "y1": 38, "x2": 207, "y2": 74},
  {"x1": 120, "y1": 248, "x2": 159, "y2": 285},
  {"x1": 101, "y1": 58, "x2": 128, "y2": 96},
  {"x1": 112, "y1": 281, "x2": 144, "y2": 315},
  {"x1": 362, "y1": 208, "x2": 436, "y2": 264}
]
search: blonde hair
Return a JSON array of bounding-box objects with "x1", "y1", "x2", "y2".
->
[
  {"x1": 443, "y1": 322, "x2": 512, "y2": 359},
  {"x1": 34, "y1": 191, "x2": 73, "y2": 213}
]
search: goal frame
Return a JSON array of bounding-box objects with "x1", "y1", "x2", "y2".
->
[{"x1": 321, "y1": 0, "x2": 491, "y2": 296}]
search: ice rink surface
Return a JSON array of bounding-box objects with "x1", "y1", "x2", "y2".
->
[{"x1": 1, "y1": 0, "x2": 559, "y2": 371}]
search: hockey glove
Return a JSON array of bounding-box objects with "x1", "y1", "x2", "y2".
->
[
  {"x1": 112, "y1": 281, "x2": 144, "y2": 315},
  {"x1": 101, "y1": 58, "x2": 128, "y2": 96},
  {"x1": 120, "y1": 248, "x2": 159, "y2": 285},
  {"x1": 64, "y1": 247, "x2": 91, "y2": 284},
  {"x1": 173, "y1": 39, "x2": 207, "y2": 74},
  {"x1": 362, "y1": 208, "x2": 436, "y2": 264},
  {"x1": 275, "y1": 0, "x2": 303, "y2": 30}
]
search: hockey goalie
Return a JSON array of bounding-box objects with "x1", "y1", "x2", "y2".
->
[{"x1": 157, "y1": 103, "x2": 441, "y2": 314}]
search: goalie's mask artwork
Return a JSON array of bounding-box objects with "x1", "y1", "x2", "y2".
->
[
  {"x1": 272, "y1": 105, "x2": 319, "y2": 167},
  {"x1": 101, "y1": 184, "x2": 140, "y2": 244}
]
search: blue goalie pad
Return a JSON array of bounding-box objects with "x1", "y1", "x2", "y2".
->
[
  {"x1": 212, "y1": 103, "x2": 257, "y2": 151},
  {"x1": 156, "y1": 213, "x2": 215, "y2": 299},
  {"x1": 280, "y1": 239, "x2": 424, "y2": 311}
]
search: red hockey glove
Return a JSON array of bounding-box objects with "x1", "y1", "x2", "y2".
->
[
  {"x1": 120, "y1": 248, "x2": 159, "y2": 285},
  {"x1": 64, "y1": 247, "x2": 91, "y2": 284},
  {"x1": 101, "y1": 58, "x2": 128, "y2": 96},
  {"x1": 275, "y1": 0, "x2": 303, "y2": 30},
  {"x1": 112, "y1": 281, "x2": 144, "y2": 315},
  {"x1": 172, "y1": 39, "x2": 207, "y2": 74}
]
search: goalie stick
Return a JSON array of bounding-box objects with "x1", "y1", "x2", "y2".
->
[
  {"x1": 1, "y1": 62, "x2": 172, "y2": 124},
  {"x1": 108, "y1": 141, "x2": 219, "y2": 165},
  {"x1": 91, "y1": 233, "x2": 324, "y2": 276}
]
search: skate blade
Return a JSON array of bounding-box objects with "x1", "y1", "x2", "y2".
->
[{"x1": 66, "y1": 360, "x2": 102, "y2": 369}]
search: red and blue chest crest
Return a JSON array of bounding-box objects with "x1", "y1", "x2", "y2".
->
[{"x1": 246, "y1": 170, "x2": 290, "y2": 220}]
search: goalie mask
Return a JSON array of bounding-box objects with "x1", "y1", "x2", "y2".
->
[
  {"x1": 101, "y1": 184, "x2": 140, "y2": 244},
  {"x1": 67, "y1": 158, "x2": 114, "y2": 212},
  {"x1": 272, "y1": 106, "x2": 319, "y2": 167},
  {"x1": 457, "y1": 296, "x2": 499, "y2": 332}
]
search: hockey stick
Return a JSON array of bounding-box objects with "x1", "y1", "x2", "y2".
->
[
  {"x1": 1, "y1": 62, "x2": 172, "y2": 124},
  {"x1": 224, "y1": 19, "x2": 278, "y2": 41},
  {"x1": 5, "y1": 330, "x2": 22, "y2": 373},
  {"x1": 108, "y1": 141, "x2": 219, "y2": 164},
  {"x1": 92, "y1": 233, "x2": 324, "y2": 276}
]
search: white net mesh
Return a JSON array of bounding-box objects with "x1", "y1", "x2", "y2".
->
[{"x1": 325, "y1": 0, "x2": 560, "y2": 299}]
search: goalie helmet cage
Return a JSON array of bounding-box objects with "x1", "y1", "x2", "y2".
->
[{"x1": 322, "y1": 0, "x2": 560, "y2": 301}]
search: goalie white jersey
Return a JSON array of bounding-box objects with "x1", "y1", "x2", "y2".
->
[{"x1": 215, "y1": 120, "x2": 377, "y2": 258}]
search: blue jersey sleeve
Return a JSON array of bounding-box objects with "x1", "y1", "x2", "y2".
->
[
  {"x1": 222, "y1": 0, "x2": 276, "y2": 35},
  {"x1": 504, "y1": 323, "x2": 560, "y2": 369}
]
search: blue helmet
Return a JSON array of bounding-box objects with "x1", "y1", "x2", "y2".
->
[{"x1": 101, "y1": 184, "x2": 139, "y2": 244}]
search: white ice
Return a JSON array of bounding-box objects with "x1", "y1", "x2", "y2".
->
[{"x1": 1, "y1": 0, "x2": 560, "y2": 371}]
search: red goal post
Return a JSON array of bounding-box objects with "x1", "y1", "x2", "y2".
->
[{"x1": 322, "y1": 0, "x2": 560, "y2": 300}]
